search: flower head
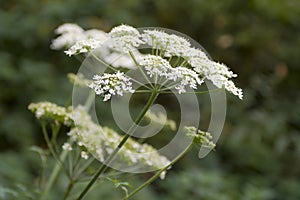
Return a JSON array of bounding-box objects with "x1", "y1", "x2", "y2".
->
[
  {"x1": 28, "y1": 102, "x2": 72, "y2": 125},
  {"x1": 185, "y1": 126, "x2": 215, "y2": 149},
  {"x1": 108, "y1": 25, "x2": 144, "y2": 53},
  {"x1": 51, "y1": 23, "x2": 85, "y2": 50},
  {"x1": 29, "y1": 102, "x2": 171, "y2": 175},
  {"x1": 52, "y1": 23, "x2": 243, "y2": 99},
  {"x1": 207, "y1": 74, "x2": 243, "y2": 99},
  {"x1": 51, "y1": 24, "x2": 108, "y2": 52},
  {"x1": 139, "y1": 55, "x2": 172, "y2": 78},
  {"x1": 54, "y1": 23, "x2": 84, "y2": 35},
  {"x1": 142, "y1": 30, "x2": 191, "y2": 57},
  {"x1": 64, "y1": 39, "x2": 103, "y2": 56},
  {"x1": 168, "y1": 66, "x2": 204, "y2": 93},
  {"x1": 89, "y1": 71, "x2": 134, "y2": 101},
  {"x1": 184, "y1": 48, "x2": 243, "y2": 99}
]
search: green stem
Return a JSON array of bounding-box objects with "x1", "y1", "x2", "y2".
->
[
  {"x1": 41, "y1": 122, "x2": 70, "y2": 199},
  {"x1": 173, "y1": 56, "x2": 181, "y2": 66},
  {"x1": 42, "y1": 149, "x2": 69, "y2": 200},
  {"x1": 76, "y1": 92, "x2": 159, "y2": 200},
  {"x1": 41, "y1": 122, "x2": 70, "y2": 177},
  {"x1": 159, "y1": 88, "x2": 222, "y2": 94},
  {"x1": 74, "y1": 158, "x2": 95, "y2": 180},
  {"x1": 63, "y1": 179, "x2": 74, "y2": 200},
  {"x1": 50, "y1": 123, "x2": 60, "y2": 148},
  {"x1": 41, "y1": 122, "x2": 59, "y2": 162},
  {"x1": 123, "y1": 144, "x2": 193, "y2": 200},
  {"x1": 129, "y1": 51, "x2": 154, "y2": 88},
  {"x1": 180, "y1": 60, "x2": 187, "y2": 66}
]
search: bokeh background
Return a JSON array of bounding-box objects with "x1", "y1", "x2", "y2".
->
[{"x1": 0, "y1": 0, "x2": 300, "y2": 199}]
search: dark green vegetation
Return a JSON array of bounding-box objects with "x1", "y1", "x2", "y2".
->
[{"x1": 0, "y1": 0, "x2": 299, "y2": 199}]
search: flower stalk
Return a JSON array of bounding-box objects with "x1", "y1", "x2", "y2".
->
[{"x1": 123, "y1": 144, "x2": 193, "y2": 200}]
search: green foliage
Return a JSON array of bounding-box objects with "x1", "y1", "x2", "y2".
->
[{"x1": 0, "y1": 0, "x2": 299, "y2": 199}]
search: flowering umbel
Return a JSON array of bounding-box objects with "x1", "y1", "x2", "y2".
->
[
  {"x1": 28, "y1": 102, "x2": 171, "y2": 177},
  {"x1": 185, "y1": 126, "x2": 216, "y2": 149},
  {"x1": 52, "y1": 24, "x2": 243, "y2": 100},
  {"x1": 89, "y1": 71, "x2": 134, "y2": 101}
]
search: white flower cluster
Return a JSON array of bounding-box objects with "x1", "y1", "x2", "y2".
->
[
  {"x1": 139, "y1": 55, "x2": 204, "y2": 93},
  {"x1": 142, "y1": 30, "x2": 243, "y2": 98},
  {"x1": 185, "y1": 126, "x2": 215, "y2": 149},
  {"x1": 89, "y1": 71, "x2": 134, "y2": 101},
  {"x1": 51, "y1": 23, "x2": 108, "y2": 56},
  {"x1": 28, "y1": 102, "x2": 72, "y2": 125},
  {"x1": 142, "y1": 29, "x2": 191, "y2": 57},
  {"x1": 139, "y1": 55, "x2": 172, "y2": 78},
  {"x1": 52, "y1": 23, "x2": 243, "y2": 99},
  {"x1": 108, "y1": 24, "x2": 144, "y2": 53},
  {"x1": 29, "y1": 102, "x2": 171, "y2": 176},
  {"x1": 186, "y1": 51, "x2": 243, "y2": 99},
  {"x1": 169, "y1": 67, "x2": 204, "y2": 94},
  {"x1": 64, "y1": 39, "x2": 103, "y2": 56},
  {"x1": 50, "y1": 23, "x2": 85, "y2": 50},
  {"x1": 141, "y1": 29, "x2": 242, "y2": 99},
  {"x1": 51, "y1": 23, "x2": 140, "y2": 69}
]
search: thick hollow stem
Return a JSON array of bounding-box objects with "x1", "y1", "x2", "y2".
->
[{"x1": 76, "y1": 92, "x2": 158, "y2": 200}]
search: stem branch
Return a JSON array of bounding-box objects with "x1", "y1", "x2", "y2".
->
[{"x1": 123, "y1": 144, "x2": 192, "y2": 200}]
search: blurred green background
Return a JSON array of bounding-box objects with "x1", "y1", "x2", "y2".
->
[{"x1": 0, "y1": 0, "x2": 300, "y2": 199}]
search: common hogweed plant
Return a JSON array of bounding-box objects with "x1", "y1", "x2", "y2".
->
[{"x1": 28, "y1": 23, "x2": 242, "y2": 199}]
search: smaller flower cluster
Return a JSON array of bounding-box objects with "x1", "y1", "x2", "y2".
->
[
  {"x1": 29, "y1": 102, "x2": 171, "y2": 176},
  {"x1": 51, "y1": 23, "x2": 108, "y2": 56},
  {"x1": 108, "y1": 25, "x2": 144, "y2": 53},
  {"x1": 50, "y1": 23, "x2": 85, "y2": 50},
  {"x1": 89, "y1": 71, "x2": 134, "y2": 101},
  {"x1": 185, "y1": 126, "x2": 216, "y2": 149},
  {"x1": 169, "y1": 67, "x2": 204, "y2": 94},
  {"x1": 141, "y1": 29, "x2": 243, "y2": 99},
  {"x1": 64, "y1": 39, "x2": 103, "y2": 56},
  {"x1": 139, "y1": 55, "x2": 204, "y2": 93},
  {"x1": 52, "y1": 24, "x2": 142, "y2": 69},
  {"x1": 28, "y1": 102, "x2": 72, "y2": 125},
  {"x1": 142, "y1": 29, "x2": 191, "y2": 57},
  {"x1": 140, "y1": 55, "x2": 172, "y2": 78},
  {"x1": 187, "y1": 54, "x2": 243, "y2": 99}
]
